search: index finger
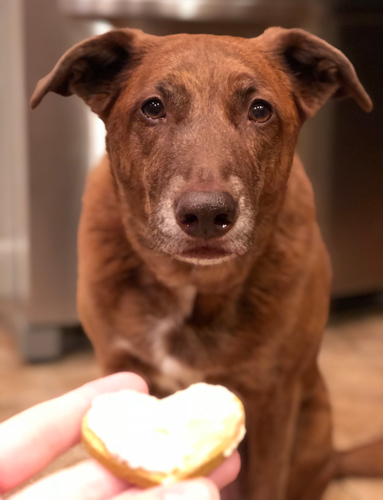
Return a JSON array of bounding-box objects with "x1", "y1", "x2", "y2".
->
[{"x1": 0, "y1": 372, "x2": 148, "y2": 494}]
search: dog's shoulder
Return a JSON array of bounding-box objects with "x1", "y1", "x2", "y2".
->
[
  {"x1": 78, "y1": 155, "x2": 141, "y2": 291},
  {"x1": 81, "y1": 154, "x2": 120, "y2": 229},
  {"x1": 284, "y1": 154, "x2": 317, "y2": 224}
]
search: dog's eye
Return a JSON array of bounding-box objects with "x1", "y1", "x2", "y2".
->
[
  {"x1": 141, "y1": 99, "x2": 166, "y2": 120},
  {"x1": 249, "y1": 100, "x2": 272, "y2": 123}
]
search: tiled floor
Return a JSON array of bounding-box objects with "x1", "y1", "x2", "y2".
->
[
  {"x1": 320, "y1": 310, "x2": 383, "y2": 500},
  {"x1": 1, "y1": 308, "x2": 383, "y2": 499}
]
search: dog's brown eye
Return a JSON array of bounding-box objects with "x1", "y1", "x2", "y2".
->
[
  {"x1": 142, "y1": 99, "x2": 166, "y2": 120},
  {"x1": 249, "y1": 100, "x2": 272, "y2": 123}
]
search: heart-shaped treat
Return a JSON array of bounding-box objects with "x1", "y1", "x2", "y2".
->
[{"x1": 82, "y1": 383, "x2": 246, "y2": 488}]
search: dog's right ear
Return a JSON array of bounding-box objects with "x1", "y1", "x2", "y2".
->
[
  {"x1": 258, "y1": 27, "x2": 373, "y2": 120},
  {"x1": 30, "y1": 29, "x2": 155, "y2": 120}
]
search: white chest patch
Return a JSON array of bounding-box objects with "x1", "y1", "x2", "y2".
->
[
  {"x1": 154, "y1": 356, "x2": 204, "y2": 393},
  {"x1": 150, "y1": 315, "x2": 203, "y2": 393},
  {"x1": 176, "y1": 284, "x2": 197, "y2": 318}
]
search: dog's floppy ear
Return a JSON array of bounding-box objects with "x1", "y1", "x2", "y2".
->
[
  {"x1": 30, "y1": 29, "x2": 155, "y2": 119},
  {"x1": 260, "y1": 27, "x2": 373, "y2": 119}
]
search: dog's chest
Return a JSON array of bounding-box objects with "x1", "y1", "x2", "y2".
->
[
  {"x1": 149, "y1": 285, "x2": 207, "y2": 393},
  {"x1": 175, "y1": 284, "x2": 197, "y2": 318}
]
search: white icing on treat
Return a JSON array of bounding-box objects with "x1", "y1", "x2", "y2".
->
[{"x1": 86, "y1": 383, "x2": 245, "y2": 477}]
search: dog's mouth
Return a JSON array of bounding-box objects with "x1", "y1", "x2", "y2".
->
[
  {"x1": 174, "y1": 244, "x2": 234, "y2": 265},
  {"x1": 182, "y1": 245, "x2": 229, "y2": 258}
]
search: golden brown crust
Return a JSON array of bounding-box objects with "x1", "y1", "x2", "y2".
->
[
  {"x1": 82, "y1": 415, "x2": 166, "y2": 487},
  {"x1": 81, "y1": 398, "x2": 245, "y2": 488}
]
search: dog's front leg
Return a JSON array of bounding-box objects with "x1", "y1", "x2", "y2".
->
[{"x1": 241, "y1": 381, "x2": 302, "y2": 500}]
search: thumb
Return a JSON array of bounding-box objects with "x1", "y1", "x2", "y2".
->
[{"x1": 113, "y1": 479, "x2": 220, "y2": 500}]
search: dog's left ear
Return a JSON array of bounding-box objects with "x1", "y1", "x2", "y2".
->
[
  {"x1": 259, "y1": 27, "x2": 373, "y2": 119},
  {"x1": 30, "y1": 29, "x2": 156, "y2": 120}
]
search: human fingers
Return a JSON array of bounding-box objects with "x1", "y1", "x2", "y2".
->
[
  {"x1": 111, "y1": 452, "x2": 241, "y2": 500},
  {"x1": 5, "y1": 453, "x2": 240, "y2": 500},
  {"x1": 0, "y1": 373, "x2": 148, "y2": 493},
  {"x1": 6, "y1": 459, "x2": 131, "y2": 500},
  {"x1": 112, "y1": 479, "x2": 219, "y2": 500},
  {"x1": 6, "y1": 451, "x2": 239, "y2": 500},
  {"x1": 206, "y1": 450, "x2": 241, "y2": 490}
]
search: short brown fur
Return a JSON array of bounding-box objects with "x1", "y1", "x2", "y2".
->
[{"x1": 32, "y1": 27, "x2": 381, "y2": 500}]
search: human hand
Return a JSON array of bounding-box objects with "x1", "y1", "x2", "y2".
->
[{"x1": 0, "y1": 373, "x2": 240, "y2": 499}]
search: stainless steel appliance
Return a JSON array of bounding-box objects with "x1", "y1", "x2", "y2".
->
[
  {"x1": 1, "y1": 0, "x2": 95, "y2": 360},
  {"x1": 321, "y1": 1, "x2": 383, "y2": 296}
]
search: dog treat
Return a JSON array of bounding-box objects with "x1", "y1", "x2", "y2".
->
[{"x1": 82, "y1": 382, "x2": 246, "y2": 488}]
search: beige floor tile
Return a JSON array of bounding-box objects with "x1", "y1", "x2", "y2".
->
[
  {"x1": 323, "y1": 481, "x2": 358, "y2": 500},
  {"x1": 0, "y1": 324, "x2": 100, "y2": 423},
  {"x1": 342, "y1": 478, "x2": 383, "y2": 500},
  {"x1": 319, "y1": 313, "x2": 383, "y2": 450}
]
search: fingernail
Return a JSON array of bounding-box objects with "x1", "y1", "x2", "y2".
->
[{"x1": 161, "y1": 480, "x2": 216, "y2": 500}]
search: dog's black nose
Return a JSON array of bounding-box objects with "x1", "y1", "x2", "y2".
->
[{"x1": 175, "y1": 191, "x2": 237, "y2": 239}]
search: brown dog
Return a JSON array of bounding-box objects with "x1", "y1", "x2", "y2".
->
[{"x1": 32, "y1": 27, "x2": 382, "y2": 499}]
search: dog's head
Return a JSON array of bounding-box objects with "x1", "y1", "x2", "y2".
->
[{"x1": 32, "y1": 28, "x2": 372, "y2": 266}]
